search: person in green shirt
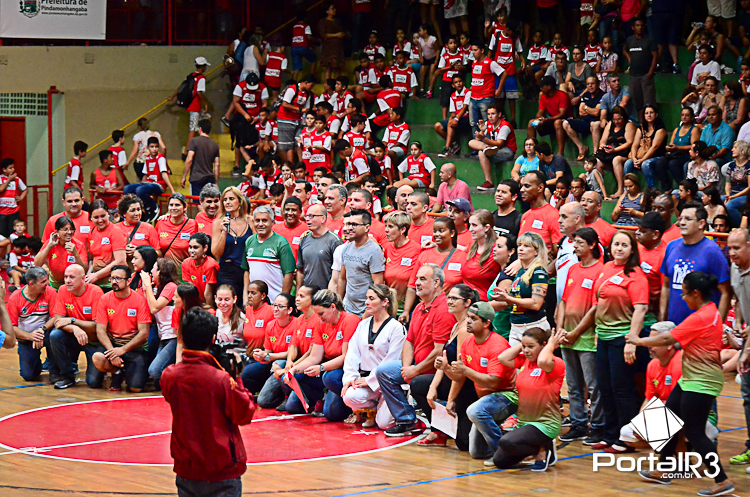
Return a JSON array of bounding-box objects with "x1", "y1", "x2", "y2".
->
[{"x1": 487, "y1": 233, "x2": 517, "y2": 340}]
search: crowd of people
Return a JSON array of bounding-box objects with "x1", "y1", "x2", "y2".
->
[{"x1": 5, "y1": 2, "x2": 750, "y2": 496}]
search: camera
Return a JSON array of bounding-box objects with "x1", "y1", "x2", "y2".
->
[{"x1": 210, "y1": 338, "x2": 247, "y2": 379}]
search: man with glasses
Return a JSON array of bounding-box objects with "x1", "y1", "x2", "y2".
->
[
  {"x1": 297, "y1": 204, "x2": 342, "y2": 289},
  {"x1": 195, "y1": 183, "x2": 221, "y2": 235},
  {"x1": 91, "y1": 265, "x2": 151, "y2": 392},
  {"x1": 338, "y1": 209, "x2": 385, "y2": 316},
  {"x1": 659, "y1": 202, "x2": 731, "y2": 325},
  {"x1": 242, "y1": 205, "x2": 295, "y2": 302}
]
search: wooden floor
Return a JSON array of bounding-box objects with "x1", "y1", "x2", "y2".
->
[{"x1": 0, "y1": 350, "x2": 748, "y2": 497}]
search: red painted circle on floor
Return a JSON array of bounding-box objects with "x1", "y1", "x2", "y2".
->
[{"x1": 0, "y1": 397, "x2": 422, "y2": 465}]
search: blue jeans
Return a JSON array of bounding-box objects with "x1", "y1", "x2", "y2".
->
[
  {"x1": 286, "y1": 372, "x2": 325, "y2": 414},
  {"x1": 623, "y1": 157, "x2": 661, "y2": 188},
  {"x1": 466, "y1": 392, "x2": 518, "y2": 459},
  {"x1": 148, "y1": 338, "x2": 177, "y2": 390},
  {"x1": 120, "y1": 349, "x2": 149, "y2": 391},
  {"x1": 147, "y1": 324, "x2": 159, "y2": 366},
  {"x1": 322, "y1": 368, "x2": 351, "y2": 422},
  {"x1": 726, "y1": 195, "x2": 746, "y2": 227},
  {"x1": 596, "y1": 336, "x2": 643, "y2": 446},
  {"x1": 176, "y1": 476, "x2": 241, "y2": 497},
  {"x1": 375, "y1": 360, "x2": 416, "y2": 425},
  {"x1": 48, "y1": 328, "x2": 105, "y2": 388},
  {"x1": 598, "y1": 16, "x2": 619, "y2": 52},
  {"x1": 291, "y1": 47, "x2": 317, "y2": 72},
  {"x1": 561, "y1": 348, "x2": 604, "y2": 431},
  {"x1": 469, "y1": 97, "x2": 495, "y2": 132},
  {"x1": 123, "y1": 182, "x2": 163, "y2": 214},
  {"x1": 17, "y1": 332, "x2": 56, "y2": 381},
  {"x1": 257, "y1": 359, "x2": 286, "y2": 408},
  {"x1": 239, "y1": 358, "x2": 272, "y2": 393}
]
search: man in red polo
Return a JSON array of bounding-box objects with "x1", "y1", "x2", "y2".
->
[
  {"x1": 42, "y1": 187, "x2": 91, "y2": 247},
  {"x1": 376, "y1": 264, "x2": 455, "y2": 436}
]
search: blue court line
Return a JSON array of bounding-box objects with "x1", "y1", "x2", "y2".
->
[
  {"x1": 0, "y1": 383, "x2": 46, "y2": 391},
  {"x1": 719, "y1": 426, "x2": 746, "y2": 433},
  {"x1": 720, "y1": 395, "x2": 743, "y2": 400},
  {"x1": 333, "y1": 452, "x2": 596, "y2": 497}
]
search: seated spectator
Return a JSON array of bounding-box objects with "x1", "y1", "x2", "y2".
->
[
  {"x1": 570, "y1": 177, "x2": 586, "y2": 202},
  {"x1": 544, "y1": 52, "x2": 569, "y2": 90},
  {"x1": 90, "y1": 150, "x2": 125, "y2": 211},
  {"x1": 723, "y1": 80, "x2": 748, "y2": 134},
  {"x1": 123, "y1": 137, "x2": 176, "y2": 221},
  {"x1": 581, "y1": 155, "x2": 606, "y2": 198},
  {"x1": 657, "y1": 107, "x2": 701, "y2": 191},
  {"x1": 369, "y1": 76, "x2": 404, "y2": 132},
  {"x1": 510, "y1": 137, "x2": 539, "y2": 183},
  {"x1": 395, "y1": 142, "x2": 437, "y2": 190},
  {"x1": 432, "y1": 163, "x2": 472, "y2": 212},
  {"x1": 676, "y1": 179, "x2": 700, "y2": 215},
  {"x1": 623, "y1": 104, "x2": 668, "y2": 188},
  {"x1": 527, "y1": 76, "x2": 572, "y2": 157},
  {"x1": 562, "y1": 76, "x2": 604, "y2": 161},
  {"x1": 700, "y1": 106, "x2": 735, "y2": 167},
  {"x1": 611, "y1": 173, "x2": 646, "y2": 226},
  {"x1": 681, "y1": 85, "x2": 703, "y2": 119},
  {"x1": 565, "y1": 47, "x2": 595, "y2": 98},
  {"x1": 599, "y1": 73, "x2": 635, "y2": 130},
  {"x1": 697, "y1": 77, "x2": 725, "y2": 124},
  {"x1": 594, "y1": 105, "x2": 636, "y2": 200},
  {"x1": 383, "y1": 107, "x2": 411, "y2": 164},
  {"x1": 342, "y1": 284, "x2": 406, "y2": 429},
  {"x1": 468, "y1": 104, "x2": 517, "y2": 191},
  {"x1": 723, "y1": 140, "x2": 750, "y2": 226},
  {"x1": 702, "y1": 186, "x2": 729, "y2": 227},
  {"x1": 523, "y1": 30, "x2": 552, "y2": 90},
  {"x1": 536, "y1": 142, "x2": 574, "y2": 193},
  {"x1": 686, "y1": 140, "x2": 720, "y2": 193},
  {"x1": 690, "y1": 44, "x2": 722, "y2": 88},
  {"x1": 550, "y1": 177, "x2": 574, "y2": 210},
  {"x1": 435, "y1": 75, "x2": 470, "y2": 158}
]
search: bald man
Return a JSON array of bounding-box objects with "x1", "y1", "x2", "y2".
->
[
  {"x1": 48, "y1": 264, "x2": 105, "y2": 389},
  {"x1": 396, "y1": 185, "x2": 414, "y2": 211},
  {"x1": 431, "y1": 163, "x2": 472, "y2": 213},
  {"x1": 297, "y1": 203, "x2": 343, "y2": 290},
  {"x1": 729, "y1": 230, "x2": 750, "y2": 464}
]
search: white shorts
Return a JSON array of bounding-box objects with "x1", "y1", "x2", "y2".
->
[
  {"x1": 509, "y1": 316, "x2": 551, "y2": 346},
  {"x1": 707, "y1": 0, "x2": 736, "y2": 18}
]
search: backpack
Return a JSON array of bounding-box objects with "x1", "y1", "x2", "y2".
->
[
  {"x1": 175, "y1": 73, "x2": 196, "y2": 108},
  {"x1": 366, "y1": 154, "x2": 382, "y2": 179},
  {"x1": 271, "y1": 83, "x2": 300, "y2": 113}
]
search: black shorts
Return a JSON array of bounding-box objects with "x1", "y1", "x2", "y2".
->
[
  {"x1": 267, "y1": 85, "x2": 281, "y2": 92},
  {"x1": 230, "y1": 114, "x2": 260, "y2": 148},
  {"x1": 424, "y1": 57, "x2": 436, "y2": 67},
  {"x1": 440, "y1": 80, "x2": 454, "y2": 108},
  {"x1": 539, "y1": 6, "x2": 557, "y2": 25}
]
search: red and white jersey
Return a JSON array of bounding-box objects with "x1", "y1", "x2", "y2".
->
[
  {"x1": 326, "y1": 114, "x2": 342, "y2": 135},
  {"x1": 458, "y1": 44, "x2": 473, "y2": 62},
  {"x1": 392, "y1": 41, "x2": 412, "y2": 58},
  {"x1": 262, "y1": 169, "x2": 283, "y2": 191},
  {"x1": 264, "y1": 51, "x2": 288, "y2": 88},
  {"x1": 375, "y1": 88, "x2": 403, "y2": 114},
  {"x1": 299, "y1": 126, "x2": 315, "y2": 165},
  {"x1": 489, "y1": 21, "x2": 505, "y2": 41},
  {"x1": 344, "y1": 131, "x2": 366, "y2": 151},
  {"x1": 276, "y1": 85, "x2": 310, "y2": 122},
  {"x1": 143, "y1": 153, "x2": 168, "y2": 188},
  {"x1": 580, "y1": 0, "x2": 595, "y2": 16},
  {"x1": 486, "y1": 118, "x2": 518, "y2": 154},
  {"x1": 108, "y1": 145, "x2": 127, "y2": 169},
  {"x1": 364, "y1": 43, "x2": 386, "y2": 62},
  {"x1": 64, "y1": 157, "x2": 83, "y2": 190},
  {"x1": 376, "y1": 155, "x2": 392, "y2": 172},
  {"x1": 273, "y1": 201, "x2": 283, "y2": 223},
  {"x1": 292, "y1": 22, "x2": 312, "y2": 47},
  {"x1": 398, "y1": 153, "x2": 435, "y2": 185},
  {"x1": 233, "y1": 81, "x2": 269, "y2": 117},
  {"x1": 315, "y1": 91, "x2": 338, "y2": 107},
  {"x1": 346, "y1": 148, "x2": 369, "y2": 182},
  {"x1": 340, "y1": 113, "x2": 372, "y2": 134},
  {"x1": 269, "y1": 120, "x2": 279, "y2": 142},
  {"x1": 584, "y1": 43, "x2": 602, "y2": 68},
  {"x1": 527, "y1": 44, "x2": 551, "y2": 63},
  {"x1": 489, "y1": 31, "x2": 521, "y2": 74},
  {"x1": 742, "y1": 76, "x2": 750, "y2": 95},
  {"x1": 410, "y1": 44, "x2": 421, "y2": 60},
  {"x1": 384, "y1": 122, "x2": 411, "y2": 153},
  {"x1": 549, "y1": 45, "x2": 570, "y2": 61},
  {"x1": 94, "y1": 168, "x2": 120, "y2": 209},
  {"x1": 366, "y1": 66, "x2": 386, "y2": 88},
  {"x1": 470, "y1": 57, "x2": 504, "y2": 100},
  {"x1": 388, "y1": 65, "x2": 418, "y2": 95},
  {"x1": 449, "y1": 88, "x2": 471, "y2": 115},
  {"x1": 438, "y1": 50, "x2": 466, "y2": 81},
  {"x1": 255, "y1": 120, "x2": 273, "y2": 140},
  {"x1": 309, "y1": 130, "x2": 332, "y2": 172},
  {"x1": 0, "y1": 174, "x2": 26, "y2": 215},
  {"x1": 239, "y1": 174, "x2": 266, "y2": 197},
  {"x1": 356, "y1": 65, "x2": 372, "y2": 86},
  {"x1": 334, "y1": 90, "x2": 354, "y2": 115}
]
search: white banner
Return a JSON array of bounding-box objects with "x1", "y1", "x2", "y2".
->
[{"x1": 1, "y1": 0, "x2": 106, "y2": 40}]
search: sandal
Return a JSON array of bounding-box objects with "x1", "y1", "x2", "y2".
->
[
  {"x1": 576, "y1": 146, "x2": 590, "y2": 161},
  {"x1": 344, "y1": 413, "x2": 361, "y2": 424}
]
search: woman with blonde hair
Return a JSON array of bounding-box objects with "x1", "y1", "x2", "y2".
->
[
  {"x1": 724, "y1": 140, "x2": 750, "y2": 226},
  {"x1": 462, "y1": 209, "x2": 499, "y2": 301},
  {"x1": 493, "y1": 232, "x2": 549, "y2": 345},
  {"x1": 212, "y1": 186, "x2": 253, "y2": 301}
]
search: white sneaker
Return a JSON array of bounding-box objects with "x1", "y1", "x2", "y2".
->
[{"x1": 483, "y1": 458, "x2": 496, "y2": 467}]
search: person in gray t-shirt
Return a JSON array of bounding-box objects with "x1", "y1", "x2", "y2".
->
[
  {"x1": 339, "y1": 210, "x2": 386, "y2": 316},
  {"x1": 297, "y1": 205, "x2": 343, "y2": 290}
]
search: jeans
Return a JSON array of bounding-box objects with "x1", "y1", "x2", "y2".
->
[
  {"x1": 17, "y1": 333, "x2": 56, "y2": 381},
  {"x1": 176, "y1": 476, "x2": 241, "y2": 497},
  {"x1": 596, "y1": 337, "x2": 643, "y2": 446},
  {"x1": 375, "y1": 360, "x2": 416, "y2": 425},
  {"x1": 623, "y1": 157, "x2": 661, "y2": 188},
  {"x1": 148, "y1": 338, "x2": 177, "y2": 390},
  {"x1": 48, "y1": 328, "x2": 105, "y2": 388},
  {"x1": 469, "y1": 97, "x2": 495, "y2": 132},
  {"x1": 123, "y1": 182, "x2": 164, "y2": 214},
  {"x1": 492, "y1": 424, "x2": 553, "y2": 468},
  {"x1": 257, "y1": 359, "x2": 286, "y2": 408},
  {"x1": 466, "y1": 392, "x2": 518, "y2": 459},
  {"x1": 655, "y1": 154, "x2": 689, "y2": 190},
  {"x1": 239, "y1": 358, "x2": 272, "y2": 393},
  {"x1": 120, "y1": 349, "x2": 149, "y2": 391},
  {"x1": 598, "y1": 16, "x2": 619, "y2": 53},
  {"x1": 742, "y1": 371, "x2": 750, "y2": 449},
  {"x1": 561, "y1": 348, "x2": 603, "y2": 431},
  {"x1": 286, "y1": 372, "x2": 325, "y2": 414},
  {"x1": 322, "y1": 368, "x2": 351, "y2": 422},
  {"x1": 147, "y1": 324, "x2": 159, "y2": 366},
  {"x1": 726, "y1": 195, "x2": 746, "y2": 227}
]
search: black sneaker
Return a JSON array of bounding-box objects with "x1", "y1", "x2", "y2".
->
[
  {"x1": 672, "y1": 64, "x2": 681, "y2": 74},
  {"x1": 221, "y1": 116, "x2": 231, "y2": 128},
  {"x1": 561, "y1": 415, "x2": 572, "y2": 427},
  {"x1": 385, "y1": 423, "x2": 419, "y2": 437},
  {"x1": 232, "y1": 166, "x2": 241, "y2": 178},
  {"x1": 437, "y1": 146, "x2": 452, "y2": 158},
  {"x1": 54, "y1": 377, "x2": 75, "y2": 389},
  {"x1": 583, "y1": 429, "x2": 604, "y2": 446},
  {"x1": 275, "y1": 399, "x2": 287, "y2": 412},
  {"x1": 559, "y1": 426, "x2": 588, "y2": 442}
]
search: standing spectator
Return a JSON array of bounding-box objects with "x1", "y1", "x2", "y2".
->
[
  {"x1": 324, "y1": 184, "x2": 348, "y2": 239},
  {"x1": 582, "y1": 190, "x2": 616, "y2": 247},
  {"x1": 463, "y1": 210, "x2": 501, "y2": 301},
  {"x1": 518, "y1": 171, "x2": 562, "y2": 255},
  {"x1": 242, "y1": 205, "x2": 295, "y2": 302},
  {"x1": 492, "y1": 180, "x2": 521, "y2": 238},
  {"x1": 168, "y1": 57, "x2": 209, "y2": 155},
  {"x1": 351, "y1": 0, "x2": 372, "y2": 56},
  {"x1": 212, "y1": 187, "x2": 252, "y2": 303},
  {"x1": 0, "y1": 158, "x2": 27, "y2": 238},
  {"x1": 659, "y1": 202, "x2": 731, "y2": 325},
  {"x1": 431, "y1": 163, "x2": 472, "y2": 212},
  {"x1": 651, "y1": 0, "x2": 683, "y2": 73},
  {"x1": 297, "y1": 204, "x2": 342, "y2": 290},
  {"x1": 468, "y1": 44, "x2": 506, "y2": 134},
  {"x1": 623, "y1": 19, "x2": 658, "y2": 116},
  {"x1": 276, "y1": 76, "x2": 317, "y2": 164},
  {"x1": 527, "y1": 76, "x2": 571, "y2": 157},
  {"x1": 273, "y1": 197, "x2": 307, "y2": 260},
  {"x1": 162, "y1": 308, "x2": 256, "y2": 497},
  {"x1": 63, "y1": 141, "x2": 87, "y2": 192},
  {"x1": 338, "y1": 210, "x2": 386, "y2": 316},
  {"x1": 318, "y1": 4, "x2": 346, "y2": 80},
  {"x1": 181, "y1": 120, "x2": 220, "y2": 197},
  {"x1": 635, "y1": 212, "x2": 668, "y2": 328},
  {"x1": 290, "y1": 11, "x2": 317, "y2": 81},
  {"x1": 729, "y1": 229, "x2": 750, "y2": 464},
  {"x1": 182, "y1": 233, "x2": 219, "y2": 306},
  {"x1": 194, "y1": 184, "x2": 221, "y2": 236},
  {"x1": 701, "y1": 107, "x2": 735, "y2": 167},
  {"x1": 651, "y1": 193, "x2": 683, "y2": 244}
]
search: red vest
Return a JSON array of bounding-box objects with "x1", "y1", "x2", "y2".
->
[
  {"x1": 309, "y1": 130, "x2": 332, "y2": 172},
  {"x1": 364, "y1": 44, "x2": 384, "y2": 61},
  {"x1": 143, "y1": 153, "x2": 167, "y2": 188},
  {"x1": 486, "y1": 119, "x2": 518, "y2": 153},
  {"x1": 347, "y1": 148, "x2": 368, "y2": 180},
  {"x1": 471, "y1": 58, "x2": 499, "y2": 100},
  {"x1": 344, "y1": 131, "x2": 366, "y2": 151},
  {"x1": 441, "y1": 51, "x2": 464, "y2": 81},
  {"x1": 237, "y1": 81, "x2": 267, "y2": 116},
  {"x1": 292, "y1": 22, "x2": 309, "y2": 47},
  {"x1": 108, "y1": 145, "x2": 125, "y2": 169},
  {"x1": 94, "y1": 168, "x2": 120, "y2": 209},
  {"x1": 0, "y1": 175, "x2": 21, "y2": 215},
  {"x1": 584, "y1": 44, "x2": 601, "y2": 67},
  {"x1": 389, "y1": 66, "x2": 415, "y2": 94},
  {"x1": 276, "y1": 85, "x2": 309, "y2": 122},
  {"x1": 404, "y1": 154, "x2": 432, "y2": 184},
  {"x1": 492, "y1": 32, "x2": 517, "y2": 74},
  {"x1": 265, "y1": 52, "x2": 286, "y2": 88},
  {"x1": 528, "y1": 44, "x2": 548, "y2": 63}
]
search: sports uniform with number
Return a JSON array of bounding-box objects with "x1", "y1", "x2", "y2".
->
[
  {"x1": 264, "y1": 51, "x2": 288, "y2": 90},
  {"x1": 489, "y1": 31, "x2": 522, "y2": 99},
  {"x1": 397, "y1": 152, "x2": 435, "y2": 188},
  {"x1": 383, "y1": 122, "x2": 411, "y2": 158},
  {"x1": 437, "y1": 50, "x2": 465, "y2": 107}
]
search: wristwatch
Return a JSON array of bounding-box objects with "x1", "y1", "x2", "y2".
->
[
  {"x1": 265, "y1": 352, "x2": 271, "y2": 362},
  {"x1": 71, "y1": 318, "x2": 76, "y2": 325},
  {"x1": 41, "y1": 325, "x2": 47, "y2": 332},
  {"x1": 320, "y1": 364, "x2": 326, "y2": 373}
]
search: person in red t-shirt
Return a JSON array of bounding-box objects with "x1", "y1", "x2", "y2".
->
[
  {"x1": 382, "y1": 211, "x2": 422, "y2": 308},
  {"x1": 518, "y1": 171, "x2": 562, "y2": 256},
  {"x1": 155, "y1": 193, "x2": 198, "y2": 279},
  {"x1": 463, "y1": 209, "x2": 502, "y2": 301},
  {"x1": 635, "y1": 212, "x2": 668, "y2": 319},
  {"x1": 49, "y1": 264, "x2": 105, "y2": 389},
  {"x1": 182, "y1": 232, "x2": 219, "y2": 306},
  {"x1": 242, "y1": 280, "x2": 274, "y2": 352},
  {"x1": 527, "y1": 76, "x2": 571, "y2": 156},
  {"x1": 195, "y1": 183, "x2": 221, "y2": 236},
  {"x1": 168, "y1": 57, "x2": 209, "y2": 153},
  {"x1": 33, "y1": 215, "x2": 88, "y2": 289},
  {"x1": 91, "y1": 265, "x2": 151, "y2": 392},
  {"x1": 376, "y1": 264, "x2": 456, "y2": 436},
  {"x1": 43, "y1": 187, "x2": 92, "y2": 248},
  {"x1": 90, "y1": 150, "x2": 125, "y2": 210},
  {"x1": 86, "y1": 200, "x2": 127, "y2": 291}
]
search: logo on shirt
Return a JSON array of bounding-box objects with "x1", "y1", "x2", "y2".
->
[
  {"x1": 665, "y1": 375, "x2": 672, "y2": 386},
  {"x1": 286, "y1": 335, "x2": 292, "y2": 343},
  {"x1": 269, "y1": 336, "x2": 277, "y2": 342},
  {"x1": 127, "y1": 309, "x2": 137, "y2": 317},
  {"x1": 134, "y1": 233, "x2": 146, "y2": 240},
  {"x1": 83, "y1": 306, "x2": 92, "y2": 315},
  {"x1": 101, "y1": 237, "x2": 110, "y2": 245},
  {"x1": 107, "y1": 308, "x2": 115, "y2": 315},
  {"x1": 255, "y1": 319, "x2": 264, "y2": 327},
  {"x1": 480, "y1": 357, "x2": 488, "y2": 367},
  {"x1": 263, "y1": 248, "x2": 277, "y2": 258},
  {"x1": 65, "y1": 303, "x2": 75, "y2": 311},
  {"x1": 336, "y1": 330, "x2": 344, "y2": 340},
  {"x1": 305, "y1": 328, "x2": 313, "y2": 338},
  {"x1": 79, "y1": 226, "x2": 91, "y2": 234}
]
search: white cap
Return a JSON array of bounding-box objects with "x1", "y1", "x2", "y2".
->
[{"x1": 194, "y1": 56, "x2": 211, "y2": 66}]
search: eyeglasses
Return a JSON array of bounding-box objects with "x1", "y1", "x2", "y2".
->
[
  {"x1": 272, "y1": 304, "x2": 288, "y2": 309},
  {"x1": 344, "y1": 222, "x2": 367, "y2": 228},
  {"x1": 305, "y1": 214, "x2": 326, "y2": 219},
  {"x1": 109, "y1": 276, "x2": 127, "y2": 282},
  {"x1": 446, "y1": 296, "x2": 466, "y2": 302}
]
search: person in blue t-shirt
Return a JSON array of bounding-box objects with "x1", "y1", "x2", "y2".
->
[{"x1": 659, "y1": 202, "x2": 730, "y2": 324}]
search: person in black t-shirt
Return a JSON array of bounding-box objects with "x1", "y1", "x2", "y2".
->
[
  {"x1": 492, "y1": 179, "x2": 521, "y2": 239},
  {"x1": 623, "y1": 18, "x2": 658, "y2": 116}
]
